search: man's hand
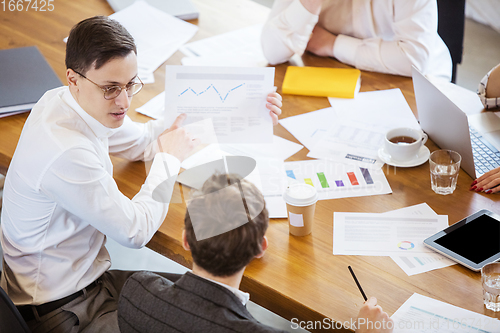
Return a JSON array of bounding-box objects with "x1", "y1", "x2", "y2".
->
[
  {"x1": 267, "y1": 89, "x2": 282, "y2": 125},
  {"x1": 471, "y1": 166, "x2": 500, "y2": 194},
  {"x1": 157, "y1": 114, "x2": 200, "y2": 162},
  {"x1": 356, "y1": 297, "x2": 393, "y2": 333},
  {"x1": 306, "y1": 25, "x2": 336, "y2": 58}
]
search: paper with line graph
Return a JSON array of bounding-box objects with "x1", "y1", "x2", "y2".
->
[{"x1": 165, "y1": 66, "x2": 275, "y2": 143}]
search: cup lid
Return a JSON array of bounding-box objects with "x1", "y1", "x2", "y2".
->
[{"x1": 282, "y1": 183, "x2": 319, "y2": 207}]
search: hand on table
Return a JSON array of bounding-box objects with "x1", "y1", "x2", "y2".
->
[
  {"x1": 470, "y1": 166, "x2": 500, "y2": 194},
  {"x1": 355, "y1": 297, "x2": 393, "y2": 333},
  {"x1": 267, "y1": 89, "x2": 282, "y2": 126},
  {"x1": 306, "y1": 25, "x2": 337, "y2": 58},
  {"x1": 157, "y1": 113, "x2": 201, "y2": 162}
]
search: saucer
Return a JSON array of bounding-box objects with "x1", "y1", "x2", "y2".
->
[{"x1": 378, "y1": 146, "x2": 430, "y2": 167}]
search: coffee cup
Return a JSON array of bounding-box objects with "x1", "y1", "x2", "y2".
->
[
  {"x1": 384, "y1": 127, "x2": 428, "y2": 162},
  {"x1": 282, "y1": 183, "x2": 318, "y2": 236}
]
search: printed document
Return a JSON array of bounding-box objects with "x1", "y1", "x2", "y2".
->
[
  {"x1": 333, "y1": 212, "x2": 448, "y2": 256},
  {"x1": 110, "y1": 1, "x2": 198, "y2": 78},
  {"x1": 308, "y1": 89, "x2": 420, "y2": 168},
  {"x1": 164, "y1": 66, "x2": 275, "y2": 143},
  {"x1": 392, "y1": 293, "x2": 500, "y2": 332},
  {"x1": 284, "y1": 159, "x2": 392, "y2": 200}
]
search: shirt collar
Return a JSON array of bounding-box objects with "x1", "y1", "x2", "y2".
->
[
  {"x1": 62, "y1": 88, "x2": 118, "y2": 139},
  {"x1": 196, "y1": 274, "x2": 250, "y2": 306}
]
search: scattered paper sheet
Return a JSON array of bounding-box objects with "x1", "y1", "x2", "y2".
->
[
  {"x1": 284, "y1": 159, "x2": 392, "y2": 200},
  {"x1": 391, "y1": 293, "x2": 500, "y2": 332},
  {"x1": 385, "y1": 204, "x2": 456, "y2": 276},
  {"x1": 333, "y1": 212, "x2": 448, "y2": 256},
  {"x1": 136, "y1": 91, "x2": 165, "y2": 119},
  {"x1": 164, "y1": 65, "x2": 275, "y2": 143},
  {"x1": 307, "y1": 89, "x2": 420, "y2": 168},
  {"x1": 180, "y1": 25, "x2": 267, "y2": 67},
  {"x1": 110, "y1": 0, "x2": 198, "y2": 78},
  {"x1": 279, "y1": 107, "x2": 338, "y2": 150}
]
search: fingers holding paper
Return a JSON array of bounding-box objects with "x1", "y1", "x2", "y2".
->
[
  {"x1": 157, "y1": 113, "x2": 201, "y2": 162},
  {"x1": 267, "y1": 90, "x2": 282, "y2": 126},
  {"x1": 471, "y1": 167, "x2": 500, "y2": 194},
  {"x1": 356, "y1": 297, "x2": 393, "y2": 333}
]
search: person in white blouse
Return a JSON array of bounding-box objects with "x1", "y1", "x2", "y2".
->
[
  {"x1": 0, "y1": 16, "x2": 282, "y2": 333},
  {"x1": 261, "y1": 0, "x2": 453, "y2": 81},
  {"x1": 471, "y1": 64, "x2": 500, "y2": 194}
]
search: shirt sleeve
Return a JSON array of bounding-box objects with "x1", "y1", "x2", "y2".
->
[
  {"x1": 261, "y1": 0, "x2": 318, "y2": 65},
  {"x1": 108, "y1": 116, "x2": 165, "y2": 161},
  {"x1": 333, "y1": 0, "x2": 440, "y2": 77},
  {"x1": 477, "y1": 65, "x2": 500, "y2": 109},
  {"x1": 40, "y1": 147, "x2": 180, "y2": 249}
]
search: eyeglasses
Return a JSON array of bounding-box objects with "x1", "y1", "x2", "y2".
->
[{"x1": 73, "y1": 70, "x2": 144, "y2": 100}]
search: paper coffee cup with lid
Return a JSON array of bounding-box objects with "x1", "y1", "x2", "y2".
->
[{"x1": 282, "y1": 183, "x2": 319, "y2": 236}]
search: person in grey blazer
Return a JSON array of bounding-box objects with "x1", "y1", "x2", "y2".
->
[{"x1": 118, "y1": 174, "x2": 393, "y2": 333}]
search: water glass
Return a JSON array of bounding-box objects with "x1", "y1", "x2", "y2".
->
[
  {"x1": 482, "y1": 262, "x2": 500, "y2": 312},
  {"x1": 429, "y1": 150, "x2": 461, "y2": 195}
]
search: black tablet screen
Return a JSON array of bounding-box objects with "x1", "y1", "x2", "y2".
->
[{"x1": 434, "y1": 214, "x2": 500, "y2": 264}]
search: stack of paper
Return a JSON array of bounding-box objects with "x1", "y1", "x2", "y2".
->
[
  {"x1": 110, "y1": 0, "x2": 198, "y2": 82},
  {"x1": 282, "y1": 66, "x2": 361, "y2": 98},
  {"x1": 333, "y1": 203, "x2": 456, "y2": 275}
]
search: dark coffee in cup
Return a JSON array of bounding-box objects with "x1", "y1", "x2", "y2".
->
[{"x1": 389, "y1": 136, "x2": 417, "y2": 145}]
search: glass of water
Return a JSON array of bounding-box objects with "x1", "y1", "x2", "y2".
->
[
  {"x1": 482, "y1": 262, "x2": 500, "y2": 312},
  {"x1": 429, "y1": 150, "x2": 461, "y2": 195}
]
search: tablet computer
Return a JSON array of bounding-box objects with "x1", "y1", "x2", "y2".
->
[{"x1": 424, "y1": 209, "x2": 500, "y2": 271}]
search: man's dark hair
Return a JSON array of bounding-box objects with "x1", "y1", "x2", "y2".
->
[
  {"x1": 65, "y1": 16, "x2": 136, "y2": 75},
  {"x1": 184, "y1": 174, "x2": 269, "y2": 277}
]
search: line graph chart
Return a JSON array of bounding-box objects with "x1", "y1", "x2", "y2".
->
[{"x1": 178, "y1": 83, "x2": 246, "y2": 103}]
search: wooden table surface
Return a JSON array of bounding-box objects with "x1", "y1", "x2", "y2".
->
[{"x1": 1, "y1": 0, "x2": 499, "y2": 331}]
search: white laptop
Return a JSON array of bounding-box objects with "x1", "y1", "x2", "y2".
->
[
  {"x1": 412, "y1": 66, "x2": 500, "y2": 178},
  {"x1": 107, "y1": 0, "x2": 199, "y2": 20}
]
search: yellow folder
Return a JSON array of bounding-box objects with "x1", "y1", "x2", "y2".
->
[{"x1": 282, "y1": 66, "x2": 361, "y2": 98}]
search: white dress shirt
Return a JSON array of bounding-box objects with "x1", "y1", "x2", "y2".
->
[
  {"x1": 261, "y1": 0, "x2": 452, "y2": 80},
  {"x1": 197, "y1": 274, "x2": 250, "y2": 306},
  {"x1": 0, "y1": 86, "x2": 180, "y2": 305},
  {"x1": 478, "y1": 64, "x2": 500, "y2": 109}
]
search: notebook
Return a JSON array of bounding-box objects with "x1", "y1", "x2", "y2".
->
[
  {"x1": 282, "y1": 66, "x2": 361, "y2": 98},
  {"x1": 0, "y1": 46, "x2": 63, "y2": 115},
  {"x1": 412, "y1": 66, "x2": 500, "y2": 178},
  {"x1": 107, "y1": 0, "x2": 199, "y2": 20}
]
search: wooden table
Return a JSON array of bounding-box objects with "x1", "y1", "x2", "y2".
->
[{"x1": 1, "y1": 1, "x2": 499, "y2": 331}]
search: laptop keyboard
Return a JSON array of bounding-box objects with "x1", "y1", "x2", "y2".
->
[{"x1": 469, "y1": 126, "x2": 500, "y2": 175}]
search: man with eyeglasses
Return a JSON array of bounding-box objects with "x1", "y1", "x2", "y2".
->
[{"x1": 0, "y1": 16, "x2": 282, "y2": 333}]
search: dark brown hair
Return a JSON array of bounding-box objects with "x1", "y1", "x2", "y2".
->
[
  {"x1": 184, "y1": 174, "x2": 269, "y2": 277},
  {"x1": 65, "y1": 16, "x2": 136, "y2": 75}
]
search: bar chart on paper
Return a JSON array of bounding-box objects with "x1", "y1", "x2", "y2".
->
[
  {"x1": 284, "y1": 160, "x2": 392, "y2": 200},
  {"x1": 165, "y1": 66, "x2": 275, "y2": 143}
]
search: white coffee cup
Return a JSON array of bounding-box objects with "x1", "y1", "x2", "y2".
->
[{"x1": 384, "y1": 127, "x2": 428, "y2": 162}]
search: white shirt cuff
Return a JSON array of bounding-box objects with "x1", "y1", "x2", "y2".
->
[{"x1": 333, "y1": 34, "x2": 363, "y2": 67}]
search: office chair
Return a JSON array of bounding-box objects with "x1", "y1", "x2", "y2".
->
[
  {"x1": 437, "y1": 0, "x2": 466, "y2": 83},
  {"x1": 0, "y1": 286, "x2": 31, "y2": 333}
]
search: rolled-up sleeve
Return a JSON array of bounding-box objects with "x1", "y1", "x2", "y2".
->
[{"x1": 261, "y1": 0, "x2": 318, "y2": 65}]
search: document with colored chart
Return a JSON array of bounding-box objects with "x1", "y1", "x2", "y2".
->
[
  {"x1": 284, "y1": 159, "x2": 392, "y2": 200},
  {"x1": 164, "y1": 65, "x2": 275, "y2": 143},
  {"x1": 333, "y1": 211, "x2": 448, "y2": 256}
]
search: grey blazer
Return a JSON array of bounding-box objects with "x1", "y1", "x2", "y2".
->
[{"x1": 118, "y1": 271, "x2": 288, "y2": 333}]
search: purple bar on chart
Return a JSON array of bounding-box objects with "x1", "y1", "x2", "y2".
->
[
  {"x1": 335, "y1": 180, "x2": 344, "y2": 187},
  {"x1": 360, "y1": 167, "x2": 374, "y2": 184},
  {"x1": 286, "y1": 170, "x2": 296, "y2": 179}
]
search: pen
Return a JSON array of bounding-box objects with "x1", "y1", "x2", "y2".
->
[{"x1": 348, "y1": 266, "x2": 368, "y2": 301}]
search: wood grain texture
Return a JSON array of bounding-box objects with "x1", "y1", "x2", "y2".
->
[{"x1": 1, "y1": 0, "x2": 499, "y2": 331}]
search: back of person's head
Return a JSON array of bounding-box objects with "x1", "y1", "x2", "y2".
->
[
  {"x1": 65, "y1": 15, "x2": 136, "y2": 75},
  {"x1": 184, "y1": 174, "x2": 269, "y2": 277}
]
